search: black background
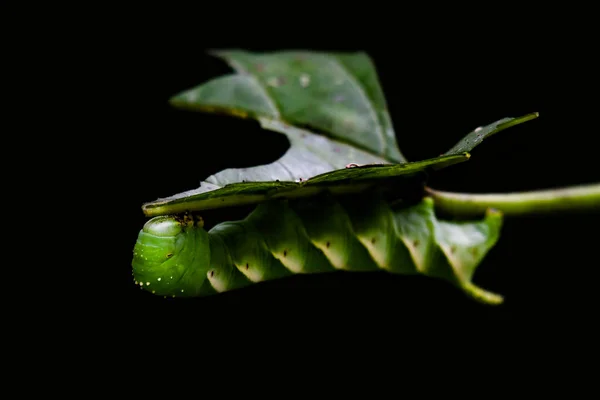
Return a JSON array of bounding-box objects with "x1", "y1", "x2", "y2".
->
[{"x1": 96, "y1": 11, "x2": 599, "y2": 344}]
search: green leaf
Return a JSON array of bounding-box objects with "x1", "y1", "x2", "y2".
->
[
  {"x1": 144, "y1": 50, "x2": 538, "y2": 216},
  {"x1": 142, "y1": 149, "x2": 468, "y2": 217},
  {"x1": 442, "y1": 112, "x2": 539, "y2": 156},
  {"x1": 171, "y1": 49, "x2": 406, "y2": 162}
]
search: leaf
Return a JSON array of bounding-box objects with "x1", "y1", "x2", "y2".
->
[
  {"x1": 171, "y1": 49, "x2": 406, "y2": 162},
  {"x1": 442, "y1": 112, "x2": 539, "y2": 157},
  {"x1": 142, "y1": 151, "x2": 468, "y2": 216},
  {"x1": 144, "y1": 50, "x2": 538, "y2": 216}
]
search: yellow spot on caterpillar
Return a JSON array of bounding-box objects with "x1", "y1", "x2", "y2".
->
[
  {"x1": 238, "y1": 263, "x2": 263, "y2": 282},
  {"x1": 208, "y1": 269, "x2": 229, "y2": 292},
  {"x1": 358, "y1": 235, "x2": 389, "y2": 270},
  {"x1": 152, "y1": 290, "x2": 155, "y2": 294},
  {"x1": 275, "y1": 250, "x2": 303, "y2": 273},
  {"x1": 139, "y1": 282, "x2": 144, "y2": 286},
  {"x1": 146, "y1": 282, "x2": 150, "y2": 286},
  {"x1": 157, "y1": 278, "x2": 161, "y2": 281},
  {"x1": 400, "y1": 236, "x2": 426, "y2": 273},
  {"x1": 134, "y1": 281, "x2": 138, "y2": 285}
]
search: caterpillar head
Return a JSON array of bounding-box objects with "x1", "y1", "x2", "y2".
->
[{"x1": 132, "y1": 213, "x2": 211, "y2": 297}]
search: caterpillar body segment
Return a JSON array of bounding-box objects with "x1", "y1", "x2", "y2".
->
[
  {"x1": 243, "y1": 200, "x2": 336, "y2": 275},
  {"x1": 289, "y1": 196, "x2": 381, "y2": 272},
  {"x1": 132, "y1": 214, "x2": 216, "y2": 297},
  {"x1": 132, "y1": 193, "x2": 504, "y2": 304}
]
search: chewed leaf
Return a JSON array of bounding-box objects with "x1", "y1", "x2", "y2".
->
[
  {"x1": 171, "y1": 49, "x2": 406, "y2": 163},
  {"x1": 142, "y1": 153, "x2": 469, "y2": 216},
  {"x1": 442, "y1": 112, "x2": 539, "y2": 157},
  {"x1": 145, "y1": 49, "x2": 539, "y2": 216}
]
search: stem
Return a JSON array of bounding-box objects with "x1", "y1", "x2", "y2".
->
[{"x1": 425, "y1": 183, "x2": 600, "y2": 217}]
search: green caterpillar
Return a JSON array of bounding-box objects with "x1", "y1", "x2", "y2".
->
[{"x1": 132, "y1": 191, "x2": 504, "y2": 304}]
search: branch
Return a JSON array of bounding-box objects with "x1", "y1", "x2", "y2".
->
[{"x1": 425, "y1": 183, "x2": 600, "y2": 217}]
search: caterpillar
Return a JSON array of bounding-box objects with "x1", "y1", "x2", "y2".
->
[{"x1": 132, "y1": 190, "x2": 504, "y2": 304}]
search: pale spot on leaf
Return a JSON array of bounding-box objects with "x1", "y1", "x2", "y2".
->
[
  {"x1": 299, "y1": 74, "x2": 310, "y2": 87},
  {"x1": 267, "y1": 77, "x2": 284, "y2": 87}
]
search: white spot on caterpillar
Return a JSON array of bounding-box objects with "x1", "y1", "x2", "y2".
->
[
  {"x1": 139, "y1": 282, "x2": 144, "y2": 286},
  {"x1": 170, "y1": 276, "x2": 173, "y2": 279},
  {"x1": 146, "y1": 282, "x2": 150, "y2": 286},
  {"x1": 474, "y1": 127, "x2": 482, "y2": 132},
  {"x1": 299, "y1": 74, "x2": 310, "y2": 87},
  {"x1": 157, "y1": 277, "x2": 161, "y2": 281},
  {"x1": 134, "y1": 281, "x2": 138, "y2": 285}
]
